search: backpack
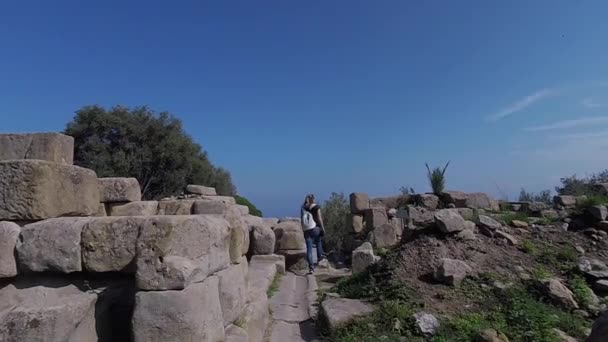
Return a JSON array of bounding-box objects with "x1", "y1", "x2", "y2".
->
[{"x1": 301, "y1": 206, "x2": 316, "y2": 230}]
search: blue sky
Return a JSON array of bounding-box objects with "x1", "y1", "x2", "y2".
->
[{"x1": 1, "y1": 1, "x2": 607, "y2": 217}]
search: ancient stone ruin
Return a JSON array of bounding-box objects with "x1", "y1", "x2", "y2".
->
[{"x1": 0, "y1": 132, "x2": 288, "y2": 342}]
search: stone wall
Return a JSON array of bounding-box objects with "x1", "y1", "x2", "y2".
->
[{"x1": 0, "y1": 132, "x2": 284, "y2": 342}]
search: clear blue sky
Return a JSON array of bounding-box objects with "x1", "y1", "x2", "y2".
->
[{"x1": 1, "y1": 1, "x2": 607, "y2": 217}]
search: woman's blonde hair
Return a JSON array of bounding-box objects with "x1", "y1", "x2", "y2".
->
[{"x1": 303, "y1": 194, "x2": 315, "y2": 208}]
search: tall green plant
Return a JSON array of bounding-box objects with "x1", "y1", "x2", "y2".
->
[{"x1": 426, "y1": 161, "x2": 450, "y2": 195}]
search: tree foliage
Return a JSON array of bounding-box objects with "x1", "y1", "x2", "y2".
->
[
  {"x1": 64, "y1": 105, "x2": 236, "y2": 200},
  {"x1": 555, "y1": 169, "x2": 608, "y2": 196},
  {"x1": 322, "y1": 192, "x2": 351, "y2": 256},
  {"x1": 518, "y1": 188, "x2": 552, "y2": 204},
  {"x1": 235, "y1": 195, "x2": 263, "y2": 217}
]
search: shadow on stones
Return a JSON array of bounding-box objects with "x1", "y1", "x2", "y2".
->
[
  {"x1": 299, "y1": 319, "x2": 320, "y2": 342},
  {"x1": 418, "y1": 272, "x2": 438, "y2": 285}
]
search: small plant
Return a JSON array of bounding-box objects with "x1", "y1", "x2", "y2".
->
[
  {"x1": 576, "y1": 195, "x2": 608, "y2": 211},
  {"x1": 267, "y1": 273, "x2": 282, "y2": 298},
  {"x1": 520, "y1": 239, "x2": 537, "y2": 254},
  {"x1": 501, "y1": 212, "x2": 530, "y2": 226},
  {"x1": 531, "y1": 266, "x2": 552, "y2": 281},
  {"x1": 425, "y1": 161, "x2": 450, "y2": 195},
  {"x1": 569, "y1": 275, "x2": 595, "y2": 308},
  {"x1": 518, "y1": 188, "x2": 552, "y2": 204}
]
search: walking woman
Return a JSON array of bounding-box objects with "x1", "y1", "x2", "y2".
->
[{"x1": 301, "y1": 194, "x2": 325, "y2": 274}]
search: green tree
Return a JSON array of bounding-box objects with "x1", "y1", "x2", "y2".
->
[
  {"x1": 322, "y1": 192, "x2": 351, "y2": 255},
  {"x1": 235, "y1": 195, "x2": 263, "y2": 217},
  {"x1": 556, "y1": 170, "x2": 608, "y2": 196},
  {"x1": 64, "y1": 105, "x2": 236, "y2": 199},
  {"x1": 519, "y1": 188, "x2": 552, "y2": 204}
]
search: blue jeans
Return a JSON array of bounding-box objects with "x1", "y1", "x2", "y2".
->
[{"x1": 304, "y1": 227, "x2": 324, "y2": 269}]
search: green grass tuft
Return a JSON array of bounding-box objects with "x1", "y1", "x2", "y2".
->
[
  {"x1": 569, "y1": 274, "x2": 595, "y2": 308},
  {"x1": 267, "y1": 273, "x2": 282, "y2": 298}
]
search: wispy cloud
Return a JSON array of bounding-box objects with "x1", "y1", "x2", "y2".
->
[
  {"x1": 582, "y1": 98, "x2": 607, "y2": 108},
  {"x1": 524, "y1": 116, "x2": 608, "y2": 132},
  {"x1": 487, "y1": 88, "x2": 556, "y2": 121}
]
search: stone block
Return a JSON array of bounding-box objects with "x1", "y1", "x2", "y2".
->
[
  {"x1": 225, "y1": 325, "x2": 248, "y2": 342},
  {"x1": 107, "y1": 201, "x2": 159, "y2": 216},
  {"x1": 132, "y1": 276, "x2": 224, "y2": 342},
  {"x1": 251, "y1": 224, "x2": 276, "y2": 255},
  {"x1": 589, "y1": 205, "x2": 608, "y2": 221},
  {"x1": 217, "y1": 263, "x2": 248, "y2": 326},
  {"x1": 0, "y1": 132, "x2": 74, "y2": 164},
  {"x1": 185, "y1": 184, "x2": 217, "y2": 196},
  {"x1": 251, "y1": 254, "x2": 285, "y2": 274},
  {"x1": 349, "y1": 193, "x2": 369, "y2": 213},
  {"x1": 407, "y1": 205, "x2": 435, "y2": 227},
  {"x1": 199, "y1": 195, "x2": 237, "y2": 205},
  {"x1": 192, "y1": 199, "x2": 232, "y2": 214},
  {"x1": 440, "y1": 191, "x2": 468, "y2": 207},
  {"x1": 435, "y1": 209, "x2": 465, "y2": 234},
  {"x1": 433, "y1": 258, "x2": 472, "y2": 286},
  {"x1": 0, "y1": 160, "x2": 100, "y2": 220},
  {"x1": 94, "y1": 203, "x2": 107, "y2": 217},
  {"x1": 98, "y1": 177, "x2": 141, "y2": 202},
  {"x1": 352, "y1": 242, "x2": 376, "y2": 273},
  {"x1": 321, "y1": 298, "x2": 375, "y2": 331},
  {"x1": 465, "y1": 193, "x2": 499, "y2": 211},
  {"x1": 135, "y1": 215, "x2": 230, "y2": 290},
  {"x1": 206, "y1": 207, "x2": 250, "y2": 262},
  {"x1": 364, "y1": 207, "x2": 388, "y2": 231},
  {"x1": 370, "y1": 195, "x2": 410, "y2": 209},
  {"x1": 235, "y1": 204, "x2": 249, "y2": 215},
  {"x1": 238, "y1": 293, "x2": 269, "y2": 342},
  {"x1": 541, "y1": 210, "x2": 560, "y2": 220},
  {"x1": 554, "y1": 195, "x2": 576, "y2": 207},
  {"x1": 371, "y1": 223, "x2": 400, "y2": 248},
  {"x1": 0, "y1": 221, "x2": 20, "y2": 278},
  {"x1": 156, "y1": 199, "x2": 195, "y2": 215},
  {"x1": 416, "y1": 194, "x2": 439, "y2": 209},
  {"x1": 349, "y1": 214, "x2": 365, "y2": 234},
  {"x1": 274, "y1": 221, "x2": 306, "y2": 251},
  {"x1": 249, "y1": 257, "x2": 279, "y2": 299}
]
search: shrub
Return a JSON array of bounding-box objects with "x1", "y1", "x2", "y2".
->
[
  {"x1": 425, "y1": 161, "x2": 450, "y2": 195},
  {"x1": 556, "y1": 170, "x2": 608, "y2": 196},
  {"x1": 235, "y1": 195, "x2": 263, "y2": 217},
  {"x1": 500, "y1": 212, "x2": 529, "y2": 225},
  {"x1": 518, "y1": 188, "x2": 552, "y2": 204},
  {"x1": 576, "y1": 195, "x2": 608, "y2": 211},
  {"x1": 321, "y1": 192, "x2": 351, "y2": 256},
  {"x1": 569, "y1": 275, "x2": 595, "y2": 308}
]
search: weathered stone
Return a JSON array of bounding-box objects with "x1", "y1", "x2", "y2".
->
[
  {"x1": 81, "y1": 216, "x2": 141, "y2": 273},
  {"x1": 0, "y1": 221, "x2": 20, "y2": 278},
  {"x1": 587, "y1": 310, "x2": 608, "y2": 342},
  {"x1": 224, "y1": 325, "x2": 248, "y2": 342},
  {"x1": 456, "y1": 228, "x2": 477, "y2": 241},
  {"x1": 251, "y1": 224, "x2": 276, "y2": 255},
  {"x1": 364, "y1": 207, "x2": 388, "y2": 231},
  {"x1": 435, "y1": 209, "x2": 465, "y2": 234},
  {"x1": 349, "y1": 192, "x2": 369, "y2": 213},
  {"x1": 209, "y1": 207, "x2": 251, "y2": 261},
  {"x1": 321, "y1": 298, "x2": 375, "y2": 331},
  {"x1": 98, "y1": 177, "x2": 141, "y2": 203},
  {"x1": 541, "y1": 210, "x2": 559, "y2": 220},
  {"x1": 477, "y1": 328, "x2": 509, "y2": 342},
  {"x1": 185, "y1": 184, "x2": 217, "y2": 196},
  {"x1": 17, "y1": 217, "x2": 92, "y2": 273},
  {"x1": 416, "y1": 194, "x2": 439, "y2": 209},
  {"x1": 495, "y1": 230, "x2": 518, "y2": 245},
  {"x1": 251, "y1": 254, "x2": 285, "y2": 274},
  {"x1": 349, "y1": 214, "x2": 365, "y2": 233},
  {"x1": 95, "y1": 203, "x2": 107, "y2": 217},
  {"x1": 248, "y1": 256, "x2": 279, "y2": 299},
  {"x1": 0, "y1": 160, "x2": 100, "y2": 220},
  {"x1": 589, "y1": 205, "x2": 608, "y2": 221},
  {"x1": 511, "y1": 220, "x2": 529, "y2": 228},
  {"x1": 107, "y1": 201, "x2": 159, "y2": 216},
  {"x1": 238, "y1": 293, "x2": 269, "y2": 342},
  {"x1": 198, "y1": 195, "x2": 236, "y2": 205},
  {"x1": 217, "y1": 263, "x2": 248, "y2": 326},
  {"x1": 478, "y1": 215, "x2": 501, "y2": 231},
  {"x1": 371, "y1": 223, "x2": 400, "y2": 248},
  {"x1": 541, "y1": 278, "x2": 579, "y2": 310},
  {"x1": 263, "y1": 217, "x2": 279, "y2": 227},
  {"x1": 434, "y1": 258, "x2": 473, "y2": 286},
  {"x1": 0, "y1": 280, "x2": 98, "y2": 342},
  {"x1": 192, "y1": 199, "x2": 232, "y2": 214},
  {"x1": 522, "y1": 201, "x2": 550, "y2": 214},
  {"x1": 454, "y1": 207, "x2": 474, "y2": 220},
  {"x1": 407, "y1": 205, "x2": 435, "y2": 227},
  {"x1": 466, "y1": 193, "x2": 499, "y2": 211},
  {"x1": 235, "y1": 204, "x2": 249, "y2": 215},
  {"x1": 370, "y1": 195, "x2": 410, "y2": 209},
  {"x1": 595, "y1": 279, "x2": 608, "y2": 292},
  {"x1": 414, "y1": 312, "x2": 440, "y2": 335},
  {"x1": 274, "y1": 221, "x2": 306, "y2": 251},
  {"x1": 135, "y1": 215, "x2": 230, "y2": 290},
  {"x1": 479, "y1": 226, "x2": 494, "y2": 238},
  {"x1": 440, "y1": 191, "x2": 468, "y2": 208},
  {"x1": 554, "y1": 195, "x2": 576, "y2": 207},
  {"x1": 352, "y1": 242, "x2": 376, "y2": 273},
  {"x1": 156, "y1": 199, "x2": 195, "y2": 215},
  {"x1": 132, "y1": 276, "x2": 224, "y2": 342},
  {"x1": 553, "y1": 329, "x2": 577, "y2": 342},
  {"x1": 0, "y1": 133, "x2": 74, "y2": 164}
]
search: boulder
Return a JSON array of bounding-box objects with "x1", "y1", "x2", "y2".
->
[
  {"x1": 98, "y1": 177, "x2": 141, "y2": 202},
  {"x1": 107, "y1": 201, "x2": 159, "y2": 216},
  {"x1": 407, "y1": 205, "x2": 435, "y2": 227},
  {"x1": 349, "y1": 214, "x2": 365, "y2": 234},
  {"x1": 371, "y1": 223, "x2": 400, "y2": 248},
  {"x1": 352, "y1": 242, "x2": 376, "y2": 273},
  {"x1": 0, "y1": 222, "x2": 20, "y2": 278},
  {"x1": 0, "y1": 132, "x2": 74, "y2": 164},
  {"x1": 0, "y1": 160, "x2": 100, "y2": 220},
  {"x1": 81, "y1": 216, "x2": 142, "y2": 273},
  {"x1": 274, "y1": 221, "x2": 306, "y2": 251},
  {"x1": 456, "y1": 229, "x2": 477, "y2": 241},
  {"x1": 434, "y1": 258, "x2": 473, "y2": 286},
  {"x1": 440, "y1": 191, "x2": 468, "y2": 208},
  {"x1": 263, "y1": 217, "x2": 279, "y2": 227},
  {"x1": 238, "y1": 293, "x2": 270, "y2": 342},
  {"x1": 478, "y1": 215, "x2": 501, "y2": 231},
  {"x1": 365, "y1": 207, "x2": 388, "y2": 231},
  {"x1": 554, "y1": 195, "x2": 576, "y2": 207},
  {"x1": 224, "y1": 325, "x2": 248, "y2": 342},
  {"x1": 250, "y1": 224, "x2": 276, "y2": 255},
  {"x1": 466, "y1": 193, "x2": 499, "y2": 211},
  {"x1": 578, "y1": 258, "x2": 608, "y2": 280},
  {"x1": 210, "y1": 208, "x2": 250, "y2": 262},
  {"x1": 455, "y1": 207, "x2": 475, "y2": 221},
  {"x1": 414, "y1": 312, "x2": 440, "y2": 335},
  {"x1": 434, "y1": 209, "x2": 465, "y2": 234},
  {"x1": 416, "y1": 194, "x2": 439, "y2": 209},
  {"x1": 17, "y1": 217, "x2": 92, "y2": 273},
  {"x1": 135, "y1": 215, "x2": 230, "y2": 290},
  {"x1": 349, "y1": 193, "x2": 369, "y2": 213},
  {"x1": 132, "y1": 276, "x2": 224, "y2": 342},
  {"x1": 321, "y1": 298, "x2": 375, "y2": 331},
  {"x1": 587, "y1": 309, "x2": 608, "y2": 342},
  {"x1": 541, "y1": 210, "x2": 560, "y2": 220},
  {"x1": 477, "y1": 329, "x2": 509, "y2": 342},
  {"x1": 588, "y1": 205, "x2": 608, "y2": 221},
  {"x1": 156, "y1": 199, "x2": 195, "y2": 215},
  {"x1": 216, "y1": 263, "x2": 248, "y2": 326},
  {"x1": 511, "y1": 220, "x2": 529, "y2": 228},
  {"x1": 540, "y1": 278, "x2": 579, "y2": 310},
  {"x1": 495, "y1": 230, "x2": 518, "y2": 245},
  {"x1": 185, "y1": 184, "x2": 217, "y2": 196}
]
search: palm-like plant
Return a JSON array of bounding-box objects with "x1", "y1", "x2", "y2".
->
[{"x1": 426, "y1": 161, "x2": 450, "y2": 195}]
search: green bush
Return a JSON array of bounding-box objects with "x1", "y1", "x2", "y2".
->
[
  {"x1": 425, "y1": 161, "x2": 450, "y2": 195},
  {"x1": 576, "y1": 195, "x2": 608, "y2": 211},
  {"x1": 235, "y1": 195, "x2": 263, "y2": 217},
  {"x1": 320, "y1": 192, "x2": 351, "y2": 256},
  {"x1": 569, "y1": 275, "x2": 595, "y2": 308},
  {"x1": 501, "y1": 212, "x2": 529, "y2": 226},
  {"x1": 518, "y1": 188, "x2": 552, "y2": 204},
  {"x1": 556, "y1": 170, "x2": 608, "y2": 196}
]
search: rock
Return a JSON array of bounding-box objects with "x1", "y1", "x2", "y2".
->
[
  {"x1": 365, "y1": 207, "x2": 388, "y2": 231},
  {"x1": 107, "y1": 201, "x2": 159, "y2": 216},
  {"x1": 434, "y1": 209, "x2": 465, "y2": 233},
  {"x1": 554, "y1": 195, "x2": 576, "y2": 207},
  {"x1": 600, "y1": 231, "x2": 608, "y2": 238},
  {"x1": 478, "y1": 215, "x2": 501, "y2": 231},
  {"x1": 576, "y1": 246, "x2": 586, "y2": 254},
  {"x1": 414, "y1": 312, "x2": 440, "y2": 335},
  {"x1": 466, "y1": 193, "x2": 499, "y2": 211},
  {"x1": 511, "y1": 220, "x2": 529, "y2": 228},
  {"x1": 349, "y1": 193, "x2": 369, "y2": 213},
  {"x1": 94, "y1": 203, "x2": 107, "y2": 217},
  {"x1": 594, "y1": 279, "x2": 608, "y2": 292},
  {"x1": 250, "y1": 224, "x2": 276, "y2": 255},
  {"x1": 522, "y1": 201, "x2": 550, "y2": 214},
  {"x1": 0, "y1": 132, "x2": 74, "y2": 164},
  {"x1": 447, "y1": 203, "x2": 456, "y2": 208},
  {"x1": 224, "y1": 325, "x2": 248, "y2": 342},
  {"x1": 455, "y1": 208, "x2": 475, "y2": 221},
  {"x1": 264, "y1": 217, "x2": 279, "y2": 227},
  {"x1": 440, "y1": 191, "x2": 468, "y2": 207},
  {"x1": 541, "y1": 210, "x2": 560, "y2": 220},
  {"x1": 0, "y1": 222, "x2": 20, "y2": 278},
  {"x1": 135, "y1": 215, "x2": 230, "y2": 290},
  {"x1": 434, "y1": 258, "x2": 473, "y2": 286},
  {"x1": 349, "y1": 214, "x2": 365, "y2": 234},
  {"x1": 464, "y1": 220, "x2": 477, "y2": 230},
  {"x1": 456, "y1": 228, "x2": 477, "y2": 241},
  {"x1": 495, "y1": 230, "x2": 518, "y2": 245},
  {"x1": 216, "y1": 263, "x2": 248, "y2": 326},
  {"x1": 251, "y1": 254, "x2": 285, "y2": 274},
  {"x1": 17, "y1": 217, "x2": 92, "y2": 273},
  {"x1": 371, "y1": 223, "x2": 400, "y2": 248},
  {"x1": 578, "y1": 258, "x2": 608, "y2": 279},
  {"x1": 238, "y1": 293, "x2": 270, "y2": 342},
  {"x1": 416, "y1": 194, "x2": 440, "y2": 209},
  {"x1": 407, "y1": 205, "x2": 435, "y2": 227},
  {"x1": 352, "y1": 242, "x2": 376, "y2": 273},
  {"x1": 553, "y1": 329, "x2": 577, "y2": 342},
  {"x1": 477, "y1": 328, "x2": 509, "y2": 342},
  {"x1": 192, "y1": 199, "x2": 232, "y2": 214},
  {"x1": 587, "y1": 309, "x2": 608, "y2": 342},
  {"x1": 81, "y1": 217, "x2": 142, "y2": 273},
  {"x1": 274, "y1": 221, "x2": 306, "y2": 251},
  {"x1": 321, "y1": 298, "x2": 375, "y2": 331},
  {"x1": 0, "y1": 280, "x2": 98, "y2": 342},
  {"x1": 478, "y1": 226, "x2": 495, "y2": 238},
  {"x1": 0, "y1": 160, "x2": 100, "y2": 220},
  {"x1": 98, "y1": 177, "x2": 141, "y2": 202},
  {"x1": 594, "y1": 183, "x2": 608, "y2": 196},
  {"x1": 235, "y1": 204, "x2": 249, "y2": 215},
  {"x1": 132, "y1": 276, "x2": 224, "y2": 342},
  {"x1": 370, "y1": 195, "x2": 410, "y2": 209},
  {"x1": 596, "y1": 221, "x2": 608, "y2": 232},
  {"x1": 248, "y1": 257, "x2": 279, "y2": 299},
  {"x1": 541, "y1": 278, "x2": 579, "y2": 310},
  {"x1": 589, "y1": 205, "x2": 608, "y2": 221},
  {"x1": 156, "y1": 199, "x2": 195, "y2": 215},
  {"x1": 185, "y1": 184, "x2": 217, "y2": 196}
]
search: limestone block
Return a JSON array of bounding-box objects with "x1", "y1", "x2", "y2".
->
[
  {"x1": 466, "y1": 193, "x2": 499, "y2": 211},
  {"x1": 371, "y1": 223, "x2": 400, "y2": 248},
  {"x1": 238, "y1": 293, "x2": 270, "y2": 342},
  {"x1": 435, "y1": 209, "x2": 465, "y2": 234},
  {"x1": 248, "y1": 257, "x2": 279, "y2": 299},
  {"x1": 352, "y1": 242, "x2": 376, "y2": 273},
  {"x1": 349, "y1": 193, "x2": 369, "y2": 213},
  {"x1": 416, "y1": 194, "x2": 439, "y2": 209},
  {"x1": 364, "y1": 207, "x2": 388, "y2": 231},
  {"x1": 225, "y1": 325, "x2": 248, "y2": 342},
  {"x1": 107, "y1": 201, "x2": 159, "y2": 216},
  {"x1": 217, "y1": 263, "x2": 248, "y2": 326},
  {"x1": 157, "y1": 199, "x2": 195, "y2": 215},
  {"x1": 94, "y1": 203, "x2": 107, "y2": 217},
  {"x1": 0, "y1": 132, "x2": 74, "y2": 164},
  {"x1": 235, "y1": 204, "x2": 250, "y2": 215},
  {"x1": 98, "y1": 177, "x2": 141, "y2": 202},
  {"x1": 274, "y1": 221, "x2": 306, "y2": 251},
  {"x1": 250, "y1": 254, "x2": 285, "y2": 274},
  {"x1": 192, "y1": 199, "x2": 232, "y2": 214},
  {"x1": 251, "y1": 224, "x2": 276, "y2": 255},
  {"x1": 185, "y1": 184, "x2": 217, "y2": 196},
  {"x1": 206, "y1": 206, "x2": 250, "y2": 261},
  {"x1": 440, "y1": 191, "x2": 468, "y2": 208},
  {"x1": 349, "y1": 214, "x2": 365, "y2": 234},
  {"x1": 321, "y1": 298, "x2": 375, "y2": 331},
  {"x1": 0, "y1": 160, "x2": 100, "y2": 220},
  {"x1": 0, "y1": 221, "x2": 20, "y2": 278},
  {"x1": 200, "y1": 195, "x2": 237, "y2": 205}
]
